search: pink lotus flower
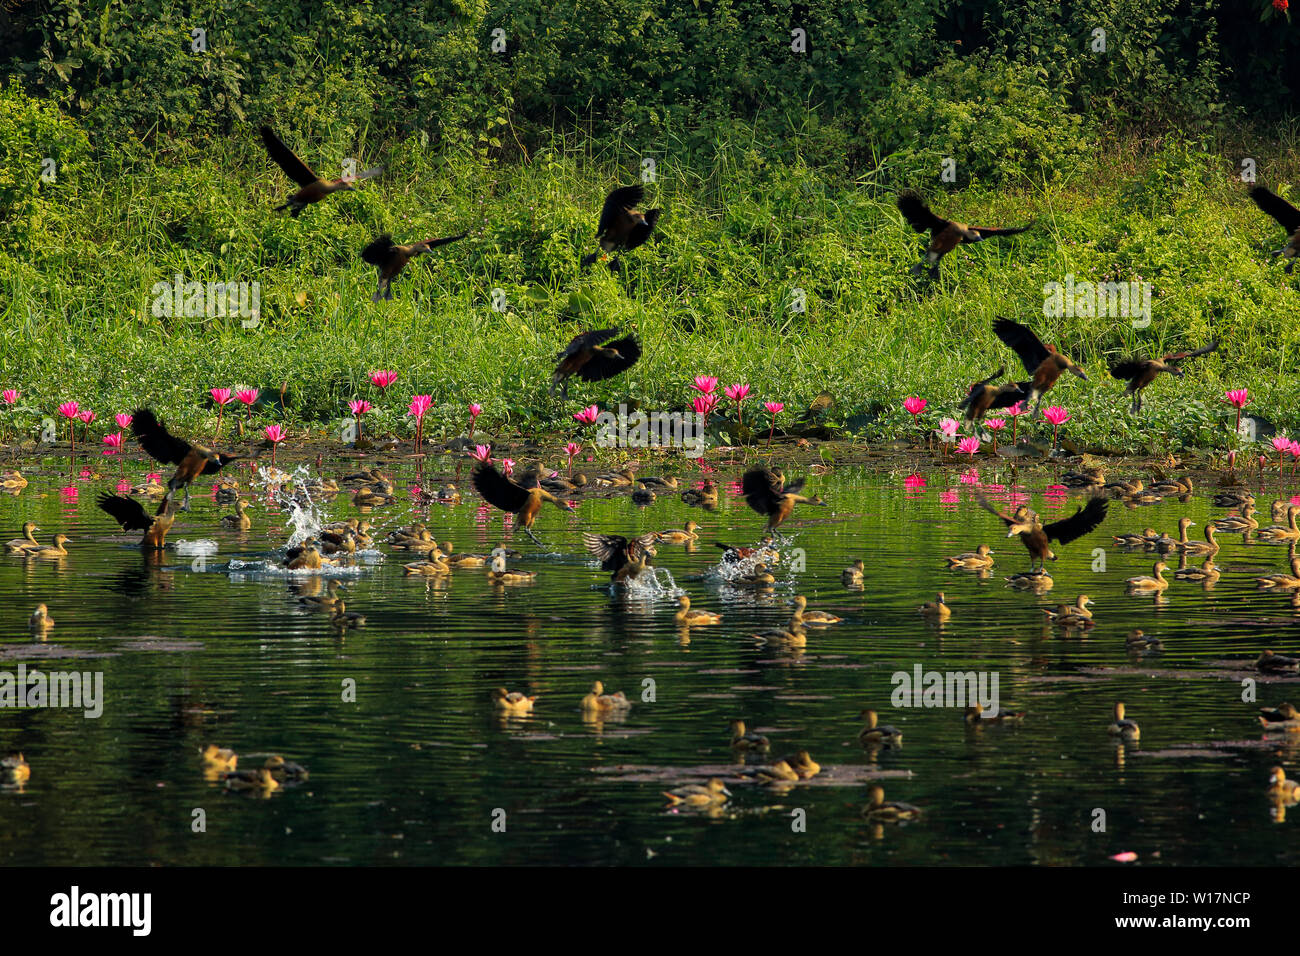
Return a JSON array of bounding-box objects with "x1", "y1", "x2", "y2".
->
[
  {"x1": 211, "y1": 387, "x2": 233, "y2": 406},
  {"x1": 408, "y1": 395, "x2": 432, "y2": 419},
  {"x1": 264, "y1": 424, "x2": 285, "y2": 467},
  {"x1": 1007, "y1": 401, "x2": 1026, "y2": 417},
  {"x1": 573, "y1": 405, "x2": 600, "y2": 425},
  {"x1": 692, "y1": 394, "x2": 719, "y2": 416},
  {"x1": 691, "y1": 375, "x2": 718, "y2": 395},
  {"x1": 1226, "y1": 388, "x2": 1250, "y2": 409},
  {"x1": 957, "y1": 436, "x2": 980, "y2": 457},
  {"x1": 236, "y1": 389, "x2": 259, "y2": 406},
  {"x1": 564, "y1": 441, "x2": 581, "y2": 477},
  {"x1": 763, "y1": 401, "x2": 784, "y2": 449},
  {"x1": 903, "y1": 397, "x2": 927, "y2": 417},
  {"x1": 78, "y1": 409, "x2": 95, "y2": 425},
  {"x1": 103, "y1": 431, "x2": 122, "y2": 450},
  {"x1": 1042, "y1": 406, "x2": 1069, "y2": 426},
  {"x1": 115, "y1": 412, "x2": 133, "y2": 429},
  {"x1": 938, "y1": 417, "x2": 959, "y2": 439},
  {"x1": 501, "y1": 458, "x2": 515, "y2": 476},
  {"x1": 724, "y1": 383, "x2": 751, "y2": 426},
  {"x1": 985, "y1": 418, "x2": 1006, "y2": 431},
  {"x1": 471, "y1": 444, "x2": 492, "y2": 463},
  {"x1": 349, "y1": 399, "x2": 372, "y2": 416},
  {"x1": 2, "y1": 389, "x2": 17, "y2": 404},
  {"x1": 58, "y1": 401, "x2": 79, "y2": 419},
  {"x1": 370, "y1": 370, "x2": 398, "y2": 390},
  {"x1": 467, "y1": 402, "x2": 483, "y2": 439}
]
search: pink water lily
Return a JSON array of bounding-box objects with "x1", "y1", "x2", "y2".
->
[
  {"x1": 1225, "y1": 388, "x2": 1250, "y2": 441},
  {"x1": 467, "y1": 402, "x2": 483, "y2": 439},
  {"x1": 408, "y1": 395, "x2": 433, "y2": 452},
  {"x1": 349, "y1": 399, "x2": 372, "y2": 416},
  {"x1": 103, "y1": 432, "x2": 122, "y2": 452},
  {"x1": 236, "y1": 388, "x2": 259, "y2": 406},
  {"x1": 370, "y1": 370, "x2": 398, "y2": 390},
  {"x1": 1042, "y1": 405, "x2": 1069, "y2": 453},
  {"x1": 1273, "y1": 435, "x2": 1293, "y2": 473},
  {"x1": 983, "y1": 417, "x2": 1006, "y2": 450},
  {"x1": 2, "y1": 389, "x2": 17, "y2": 404},
  {"x1": 903, "y1": 397, "x2": 927, "y2": 417},
  {"x1": 264, "y1": 424, "x2": 285, "y2": 467},
  {"x1": 471, "y1": 444, "x2": 492, "y2": 463},
  {"x1": 211, "y1": 387, "x2": 233, "y2": 406},
  {"x1": 573, "y1": 405, "x2": 600, "y2": 426},
  {"x1": 691, "y1": 394, "x2": 719, "y2": 417},
  {"x1": 501, "y1": 458, "x2": 515, "y2": 476},
  {"x1": 564, "y1": 442, "x2": 581, "y2": 478},
  {"x1": 763, "y1": 401, "x2": 784, "y2": 451},
  {"x1": 904, "y1": 474, "x2": 926, "y2": 490},
  {"x1": 78, "y1": 409, "x2": 95, "y2": 424},
  {"x1": 58, "y1": 401, "x2": 79, "y2": 419},
  {"x1": 724, "y1": 383, "x2": 751, "y2": 426},
  {"x1": 957, "y1": 436, "x2": 980, "y2": 457},
  {"x1": 691, "y1": 375, "x2": 718, "y2": 395},
  {"x1": 115, "y1": 412, "x2": 133, "y2": 429}
]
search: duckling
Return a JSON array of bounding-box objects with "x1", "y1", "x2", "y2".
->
[
  {"x1": 782, "y1": 750, "x2": 821, "y2": 779},
  {"x1": 1179, "y1": 521, "x2": 1220, "y2": 555},
  {"x1": 1175, "y1": 558, "x2": 1220, "y2": 584},
  {"x1": 1257, "y1": 650, "x2": 1300, "y2": 674},
  {"x1": 1, "y1": 752, "x2": 31, "y2": 785},
  {"x1": 630, "y1": 482, "x2": 657, "y2": 506},
  {"x1": 1216, "y1": 504, "x2": 1259, "y2": 533},
  {"x1": 945, "y1": 543, "x2": 994, "y2": 569},
  {"x1": 1149, "y1": 476, "x2": 1193, "y2": 496},
  {"x1": 1125, "y1": 629, "x2": 1164, "y2": 654},
  {"x1": 657, "y1": 520, "x2": 700, "y2": 544},
  {"x1": 202, "y1": 745, "x2": 238, "y2": 771},
  {"x1": 728, "y1": 719, "x2": 770, "y2": 752},
  {"x1": 858, "y1": 709, "x2": 903, "y2": 746},
  {"x1": 731, "y1": 562, "x2": 776, "y2": 589},
  {"x1": 298, "y1": 578, "x2": 344, "y2": 610},
  {"x1": 580, "y1": 680, "x2": 632, "y2": 715},
  {"x1": 27, "y1": 534, "x2": 70, "y2": 559},
  {"x1": 1213, "y1": 489, "x2": 1254, "y2": 509},
  {"x1": 792, "y1": 595, "x2": 841, "y2": 625},
  {"x1": 1107, "y1": 702, "x2": 1140, "y2": 740},
  {"x1": 1112, "y1": 527, "x2": 1158, "y2": 547},
  {"x1": 1005, "y1": 569, "x2": 1054, "y2": 591},
  {"x1": 285, "y1": 541, "x2": 322, "y2": 570},
  {"x1": 842, "y1": 559, "x2": 865, "y2": 586},
  {"x1": 493, "y1": 687, "x2": 537, "y2": 715},
  {"x1": 1268, "y1": 766, "x2": 1300, "y2": 801},
  {"x1": 4, "y1": 522, "x2": 41, "y2": 554},
  {"x1": 219, "y1": 499, "x2": 252, "y2": 531},
  {"x1": 1125, "y1": 560, "x2": 1168, "y2": 592},
  {"x1": 225, "y1": 767, "x2": 279, "y2": 792},
  {"x1": 862, "y1": 785, "x2": 921, "y2": 822},
  {"x1": 487, "y1": 551, "x2": 536, "y2": 584},
  {"x1": 28, "y1": 603, "x2": 53, "y2": 634},
  {"x1": 1043, "y1": 594, "x2": 1094, "y2": 627},
  {"x1": 662, "y1": 777, "x2": 730, "y2": 808},
  {"x1": 1260, "y1": 506, "x2": 1300, "y2": 542},
  {"x1": 1259, "y1": 702, "x2": 1300, "y2": 729},
  {"x1": 262, "y1": 755, "x2": 309, "y2": 781},
  {"x1": 1155, "y1": 517, "x2": 1195, "y2": 553},
  {"x1": 965, "y1": 702, "x2": 1026, "y2": 724},
  {"x1": 328, "y1": 602, "x2": 367, "y2": 629},
  {"x1": 1256, "y1": 557, "x2": 1300, "y2": 589},
  {"x1": 680, "y1": 480, "x2": 718, "y2": 508},
  {"x1": 675, "y1": 595, "x2": 722, "y2": 626},
  {"x1": 0, "y1": 470, "x2": 28, "y2": 491},
  {"x1": 918, "y1": 592, "x2": 951, "y2": 619}
]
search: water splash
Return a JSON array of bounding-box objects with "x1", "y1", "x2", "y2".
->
[{"x1": 173, "y1": 538, "x2": 219, "y2": 557}]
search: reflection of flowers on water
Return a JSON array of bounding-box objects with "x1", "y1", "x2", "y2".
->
[
  {"x1": 60, "y1": 485, "x2": 78, "y2": 502},
  {"x1": 939, "y1": 489, "x2": 959, "y2": 506},
  {"x1": 958, "y1": 469, "x2": 979, "y2": 484}
]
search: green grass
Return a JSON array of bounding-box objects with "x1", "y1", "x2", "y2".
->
[{"x1": 2, "y1": 117, "x2": 1300, "y2": 458}]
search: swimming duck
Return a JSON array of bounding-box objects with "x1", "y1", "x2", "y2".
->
[
  {"x1": 1112, "y1": 527, "x2": 1158, "y2": 547},
  {"x1": 1103, "y1": 477, "x2": 1143, "y2": 496},
  {"x1": 1174, "y1": 559, "x2": 1220, "y2": 584},
  {"x1": 1125, "y1": 489, "x2": 1164, "y2": 506},
  {"x1": 792, "y1": 595, "x2": 841, "y2": 625},
  {"x1": 662, "y1": 777, "x2": 730, "y2": 808},
  {"x1": 782, "y1": 750, "x2": 821, "y2": 779},
  {"x1": 639, "y1": 475, "x2": 679, "y2": 491},
  {"x1": 352, "y1": 481, "x2": 397, "y2": 507},
  {"x1": 0, "y1": 470, "x2": 28, "y2": 491},
  {"x1": 1257, "y1": 650, "x2": 1300, "y2": 674},
  {"x1": 301, "y1": 476, "x2": 339, "y2": 496},
  {"x1": 487, "y1": 551, "x2": 537, "y2": 584},
  {"x1": 1216, "y1": 504, "x2": 1259, "y2": 533},
  {"x1": 540, "y1": 472, "x2": 586, "y2": 494},
  {"x1": 1268, "y1": 766, "x2": 1300, "y2": 801},
  {"x1": 965, "y1": 703, "x2": 1026, "y2": 724},
  {"x1": 945, "y1": 544, "x2": 994, "y2": 569},
  {"x1": 675, "y1": 596, "x2": 722, "y2": 626},
  {"x1": 28, "y1": 603, "x2": 53, "y2": 634},
  {"x1": 1043, "y1": 594, "x2": 1094, "y2": 627},
  {"x1": 842, "y1": 559, "x2": 865, "y2": 586},
  {"x1": 225, "y1": 767, "x2": 280, "y2": 792},
  {"x1": 1, "y1": 752, "x2": 31, "y2": 785},
  {"x1": 680, "y1": 481, "x2": 718, "y2": 508},
  {"x1": 262, "y1": 755, "x2": 309, "y2": 781},
  {"x1": 862, "y1": 785, "x2": 921, "y2": 822},
  {"x1": 1107, "y1": 702, "x2": 1140, "y2": 740},
  {"x1": 754, "y1": 760, "x2": 801, "y2": 783},
  {"x1": 202, "y1": 745, "x2": 238, "y2": 771},
  {"x1": 731, "y1": 563, "x2": 776, "y2": 589},
  {"x1": 630, "y1": 482, "x2": 657, "y2": 506},
  {"x1": 729, "y1": 720, "x2": 770, "y2": 751},
  {"x1": 132, "y1": 474, "x2": 168, "y2": 498},
  {"x1": 403, "y1": 551, "x2": 452, "y2": 577},
  {"x1": 1149, "y1": 476, "x2": 1194, "y2": 496},
  {"x1": 594, "y1": 466, "x2": 638, "y2": 488},
  {"x1": 1259, "y1": 702, "x2": 1300, "y2": 729},
  {"x1": 1154, "y1": 517, "x2": 1195, "y2": 553},
  {"x1": 27, "y1": 534, "x2": 70, "y2": 559},
  {"x1": 1062, "y1": 467, "x2": 1105, "y2": 488},
  {"x1": 752, "y1": 620, "x2": 808, "y2": 649},
  {"x1": 1125, "y1": 560, "x2": 1168, "y2": 593},
  {"x1": 580, "y1": 680, "x2": 632, "y2": 715},
  {"x1": 320, "y1": 532, "x2": 358, "y2": 556},
  {"x1": 4, "y1": 522, "x2": 40, "y2": 554},
  {"x1": 1005, "y1": 568, "x2": 1054, "y2": 591},
  {"x1": 858, "y1": 709, "x2": 903, "y2": 746},
  {"x1": 220, "y1": 499, "x2": 252, "y2": 531},
  {"x1": 1178, "y1": 521, "x2": 1220, "y2": 555},
  {"x1": 1124, "y1": 629, "x2": 1164, "y2": 654},
  {"x1": 657, "y1": 520, "x2": 700, "y2": 544},
  {"x1": 285, "y1": 540, "x2": 322, "y2": 570},
  {"x1": 493, "y1": 687, "x2": 537, "y2": 715},
  {"x1": 1260, "y1": 506, "x2": 1300, "y2": 542},
  {"x1": 1214, "y1": 489, "x2": 1255, "y2": 508},
  {"x1": 918, "y1": 592, "x2": 951, "y2": 619},
  {"x1": 1256, "y1": 557, "x2": 1300, "y2": 589},
  {"x1": 298, "y1": 578, "x2": 344, "y2": 610},
  {"x1": 440, "y1": 542, "x2": 492, "y2": 568},
  {"x1": 328, "y1": 602, "x2": 367, "y2": 629},
  {"x1": 740, "y1": 467, "x2": 826, "y2": 530}
]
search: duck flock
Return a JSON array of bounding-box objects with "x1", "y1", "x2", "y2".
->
[{"x1": 5, "y1": 125, "x2": 1300, "y2": 827}]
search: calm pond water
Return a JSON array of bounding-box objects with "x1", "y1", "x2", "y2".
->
[{"x1": 1, "y1": 456, "x2": 1298, "y2": 866}]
